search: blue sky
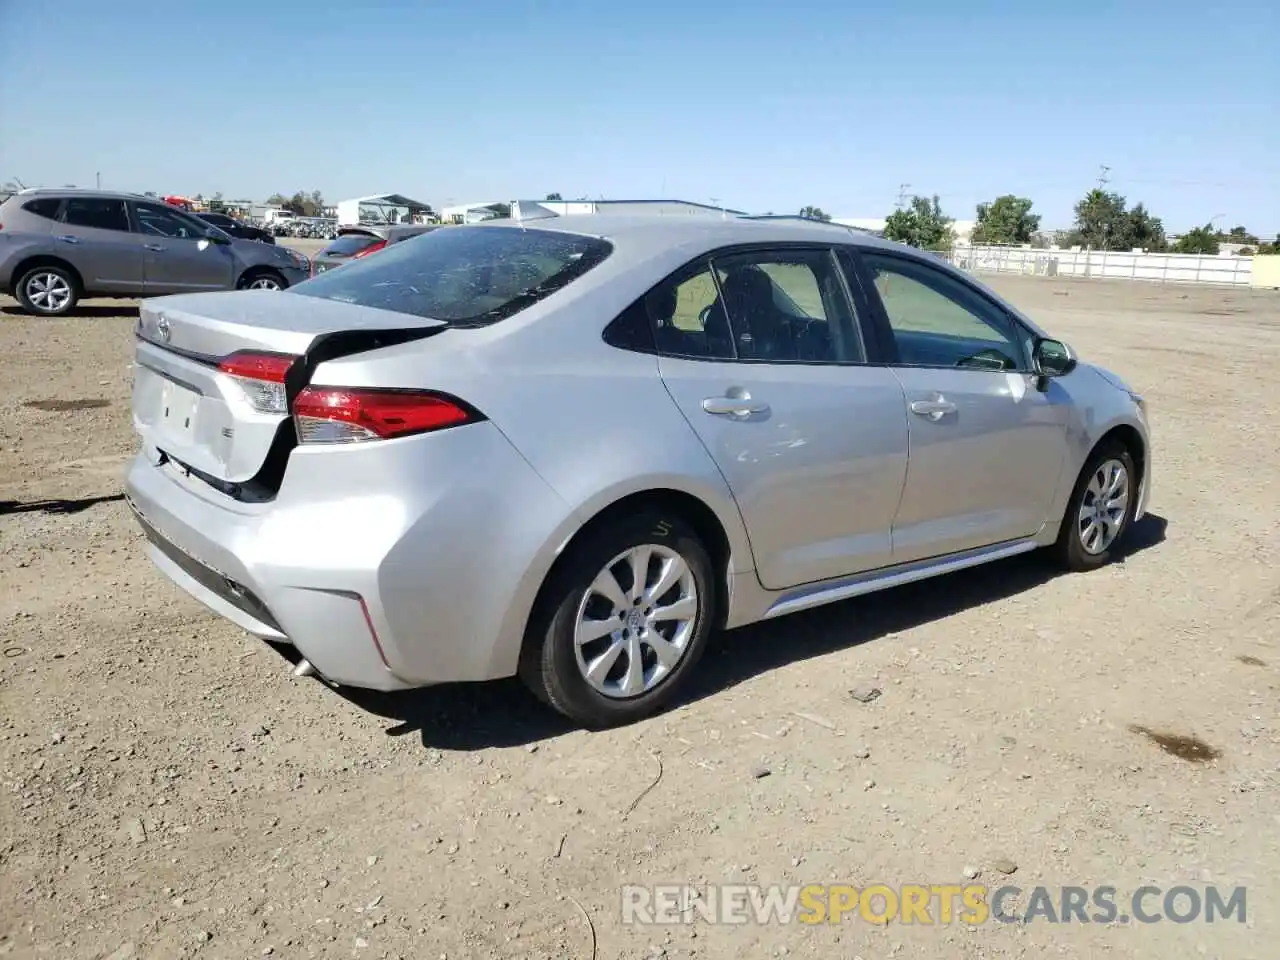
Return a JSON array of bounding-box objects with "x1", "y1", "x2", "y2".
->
[{"x1": 1, "y1": 0, "x2": 1276, "y2": 232}]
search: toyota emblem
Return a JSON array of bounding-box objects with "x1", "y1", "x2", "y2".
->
[{"x1": 156, "y1": 315, "x2": 171, "y2": 342}]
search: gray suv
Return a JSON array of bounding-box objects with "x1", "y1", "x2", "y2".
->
[{"x1": 0, "y1": 189, "x2": 312, "y2": 317}]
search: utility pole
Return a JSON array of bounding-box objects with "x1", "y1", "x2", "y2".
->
[
  {"x1": 896, "y1": 183, "x2": 911, "y2": 209},
  {"x1": 96, "y1": 171, "x2": 101, "y2": 189},
  {"x1": 1096, "y1": 164, "x2": 1110, "y2": 189}
]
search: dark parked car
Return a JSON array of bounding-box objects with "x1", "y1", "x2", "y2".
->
[
  {"x1": 194, "y1": 212, "x2": 276, "y2": 244},
  {"x1": 310, "y1": 224, "x2": 439, "y2": 275},
  {"x1": 0, "y1": 189, "x2": 311, "y2": 316}
]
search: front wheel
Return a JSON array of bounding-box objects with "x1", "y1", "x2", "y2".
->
[
  {"x1": 238, "y1": 270, "x2": 286, "y2": 291},
  {"x1": 520, "y1": 511, "x2": 717, "y2": 729},
  {"x1": 16, "y1": 265, "x2": 80, "y2": 317},
  {"x1": 1052, "y1": 442, "x2": 1137, "y2": 571}
]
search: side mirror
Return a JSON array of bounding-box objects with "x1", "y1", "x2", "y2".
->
[
  {"x1": 1031, "y1": 338, "x2": 1076, "y2": 391},
  {"x1": 1033, "y1": 338, "x2": 1077, "y2": 382}
]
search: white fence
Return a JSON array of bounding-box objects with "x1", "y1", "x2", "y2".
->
[{"x1": 948, "y1": 245, "x2": 1254, "y2": 287}]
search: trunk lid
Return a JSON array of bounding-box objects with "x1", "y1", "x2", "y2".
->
[{"x1": 132, "y1": 290, "x2": 444, "y2": 486}]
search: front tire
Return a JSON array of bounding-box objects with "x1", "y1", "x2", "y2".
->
[
  {"x1": 520, "y1": 511, "x2": 717, "y2": 729},
  {"x1": 16, "y1": 265, "x2": 80, "y2": 317},
  {"x1": 1053, "y1": 441, "x2": 1137, "y2": 571},
  {"x1": 238, "y1": 269, "x2": 286, "y2": 291}
]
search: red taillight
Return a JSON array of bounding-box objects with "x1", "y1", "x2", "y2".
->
[
  {"x1": 217, "y1": 351, "x2": 298, "y2": 414},
  {"x1": 217, "y1": 351, "x2": 295, "y2": 382},
  {"x1": 352, "y1": 240, "x2": 387, "y2": 259},
  {"x1": 293, "y1": 387, "x2": 477, "y2": 443}
]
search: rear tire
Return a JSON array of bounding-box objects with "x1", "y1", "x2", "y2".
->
[
  {"x1": 519, "y1": 511, "x2": 717, "y2": 729},
  {"x1": 237, "y1": 269, "x2": 287, "y2": 291},
  {"x1": 1052, "y1": 441, "x2": 1137, "y2": 571},
  {"x1": 16, "y1": 265, "x2": 80, "y2": 317}
]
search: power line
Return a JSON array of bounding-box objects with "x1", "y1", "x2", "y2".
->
[{"x1": 1096, "y1": 164, "x2": 1111, "y2": 189}]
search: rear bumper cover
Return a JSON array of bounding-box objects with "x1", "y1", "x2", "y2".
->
[{"x1": 125, "y1": 421, "x2": 574, "y2": 691}]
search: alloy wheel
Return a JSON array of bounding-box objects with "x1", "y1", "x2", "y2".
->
[
  {"x1": 1077, "y1": 458, "x2": 1129, "y2": 554},
  {"x1": 573, "y1": 544, "x2": 699, "y2": 699},
  {"x1": 25, "y1": 272, "x2": 72, "y2": 313}
]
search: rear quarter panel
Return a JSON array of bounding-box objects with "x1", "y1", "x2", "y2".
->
[{"x1": 306, "y1": 243, "x2": 758, "y2": 602}]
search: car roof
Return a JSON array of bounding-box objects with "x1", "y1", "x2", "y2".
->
[
  {"x1": 7, "y1": 187, "x2": 184, "y2": 205},
  {"x1": 474, "y1": 213, "x2": 904, "y2": 258}
]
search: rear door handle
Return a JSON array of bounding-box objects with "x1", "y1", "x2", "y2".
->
[
  {"x1": 144, "y1": 244, "x2": 166, "y2": 252},
  {"x1": 702, "y1": 395, "x2": 769, "y2": 416},
  {"x1": 910, "y1": 398, "x2": 957, "y2": 421},
  {"x1": 54, "y1": 235, "x2": 80, "y2": 244}
]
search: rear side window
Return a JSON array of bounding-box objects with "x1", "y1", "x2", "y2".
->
[
  {"x1": 321, "y1": 233, "x2": 383, "y2": 258},
  {"x1": 22, "y1": 198, "x2": 62, "y2": 220},
  {"x1": 63, "y1": 198, "x2": 130, "y2": 232},
  {"x1": 293, "y1": 226, "x2": 613, "y2": 325}
]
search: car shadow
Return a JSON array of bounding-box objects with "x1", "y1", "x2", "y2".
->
[
  {"x1": 335, "y1": 513, "x2": 1169, "y2": 751},
  {"x1": 1, "y1": 304, "x2": 139, "y2": 319},
  {"x1": 0, "y1": 493, "x2": 125, "y2": 516}
]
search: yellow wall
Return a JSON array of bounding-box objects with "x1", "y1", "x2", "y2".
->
[{"x1": 1251, "y1": 255, "x2": 1280, "y2": 289}]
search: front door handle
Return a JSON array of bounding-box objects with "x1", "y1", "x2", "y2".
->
[
  {"x1": 53, "y1": 235, "x2": 80, "y2": 244},
  {"x1": 910, "y1": 398, "x2": 957, "y2": 421},
  {"x1": 144, "y1": 243, "x2": 166, "y2": 252},
  {"x1": 702, "y1": 395, "x2": 769, "y2": 417}
]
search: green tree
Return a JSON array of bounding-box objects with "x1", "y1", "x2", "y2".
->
[
  {"x1": 971, "y1": 195, "x2": 1041, "y2": 245},
  {"x1": 1220, "y1": 225, "x2": 1259, "y2": 244},
  {"x1": 1173, "y1": 225, "x2": 1220, "y2": 255},
  {"x1": 798, "y1": 205, "x2": 831, "y2": 221},
  {"x1": 1060, "y1": 190, "x2": 1167, "y2": 251},
  {"x1": 544, "y1": 192, "x2": 563, "y2": 201},
  {"x1": 883, "y1": 195, "x2": 955, "y2": 250}
]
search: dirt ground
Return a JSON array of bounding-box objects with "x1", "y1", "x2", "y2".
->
[{"x1": 1, "y1": 273, "x2": 1277, "y2": 960}]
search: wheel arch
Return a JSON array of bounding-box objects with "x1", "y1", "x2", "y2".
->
[
  {"x1": 10, "y1": 255, "x2": 84, "y2": 297},
  {"x1": 236, "y1": 265, "x2": 287, "y2": 289},
  {"x1": 1094, "y1": 422, "x2": 1146, "y2": 487},
  {"x1": 517, "y1": 486, "x2": 739, "y2": 669}
]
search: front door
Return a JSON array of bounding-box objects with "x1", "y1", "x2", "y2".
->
[
  {"x1": 130, "y1": 201, "x2": 236, "y2": 294},
  {"x1": 856, "y1": 251, "x2": 1071, "y2": 562},
  {"x1": 655, "y1": 247, "x2": 909, "y2": 590},
  {"x1": 55, "y1": 197, "x2": 143, "y2": 292}
]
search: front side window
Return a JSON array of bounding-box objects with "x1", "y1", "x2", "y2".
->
[
  {"x1": 292, "y1": 225, "x2": 613, "y2": 325},
  {"x1": 62, "y1": 198, "x2": 129, "y2": 232},
  {"x1": 862, "y1": 253, "x2": 1027, "y2": 370},
  {"x1": 133, "y1": 203, "x2": 211, "y2": 240}
]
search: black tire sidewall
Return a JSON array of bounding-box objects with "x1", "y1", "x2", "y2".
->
[
  {"x1": 17, "y1": 266, "x2": 79, "y2": 317},
  {"x1": 526, "y1": 511, "x2": 716, "y2": 729},
  {"x1": 239, "y1": 270, "x2": 286, "y2": 291},
  {"x1": 1058, "y1": 443, "x2": 1137, "y2": 570}
]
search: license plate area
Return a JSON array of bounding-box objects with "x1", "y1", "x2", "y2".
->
[{"x1": 158, "y1": 379, "x2": 200, "y2": 442}]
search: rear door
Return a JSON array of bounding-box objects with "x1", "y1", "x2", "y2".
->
[
  {"x1": 129, "y1": 200, "x2": 236, "y2": 293},
  {"x1": 655, "y1": 245, "x2": 909, "y2": 589},
  {"x1": 55, "y1": 197, "x2": 143, "y2": 292},
  {"x1": 850, "y1": 250, "x2": 1071, "y2": 562}
]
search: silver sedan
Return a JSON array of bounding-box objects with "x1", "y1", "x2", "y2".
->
[{"x1": 125, "y1": 213, "x2": 1150, "y2": 728}]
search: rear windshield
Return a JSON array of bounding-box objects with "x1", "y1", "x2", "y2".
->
[
  {"x1": 321, "y1": 233, "x2": 383, "y2": 258},
  {"x1": 292, "y1": 225, "x2": 613, "y2": 325}
]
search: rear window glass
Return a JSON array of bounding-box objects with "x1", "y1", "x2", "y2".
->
[
  {"x1": 22, "y1": 198, "x2": 62, "y2": 220},
  {"x1": 293, "y1": 226, "x2": 613, "y2": 325},
  {"x1": 322, "y1": 233, "x2": 383, "y2": 258}
]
